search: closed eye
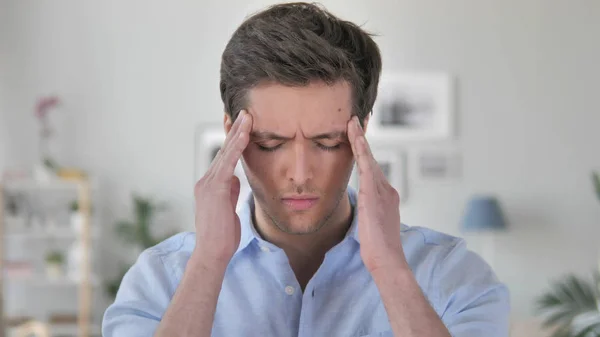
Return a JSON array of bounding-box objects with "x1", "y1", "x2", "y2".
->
[
  {"x1": 316, "y1": 142, "x2": 341, "y2": 151},
  {"x1": 256, "y1": 143, "x2": 282, "y2": 152},
  {"x1": 256, "y1": 141, "x2": 343, "y2": 152}
]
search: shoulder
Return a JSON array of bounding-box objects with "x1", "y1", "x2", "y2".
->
[
  {"x1": 140, "y1": 231, "x2": 197, "y2": 281},
  {"x1": 400, "y1": 224, "x2": 509, "y2": 315},
  {"x1": 400, "y1": 224, "x2": 467, "y2": 268}
]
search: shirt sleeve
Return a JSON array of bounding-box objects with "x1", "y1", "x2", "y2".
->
[
  {"x1": 435, "y1": 238, "x2": 511, "y2": 337},
  {"x1": 102, "y1": 248, "x2": 175, "y2": 337}
]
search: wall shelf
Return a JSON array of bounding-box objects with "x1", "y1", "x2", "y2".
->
[{"x1": 1, "y1": 177, "x2": 98, "y2": 337}]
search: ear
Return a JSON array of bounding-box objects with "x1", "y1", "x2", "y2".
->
[{"x1": 223, "y1": 113, "x2": 233, "y2": 135}]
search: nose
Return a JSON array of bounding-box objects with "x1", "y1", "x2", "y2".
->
[{"x1": 286, "y1": 141, "x2": 313, "y2": 186}]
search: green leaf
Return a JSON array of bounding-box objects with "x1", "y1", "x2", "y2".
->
[
  {"x1": 115, "y1": 220, "x2": 138, "y2": 244},
  {"x1": 535, "y1": 272, "x2": 599, "y2": 336},
  {"x1": 592, "y1": 171, "x2": 600, "y2": 202}
]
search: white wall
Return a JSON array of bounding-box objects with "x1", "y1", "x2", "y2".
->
[
  {"x1": 0, "y1": 0, "x2": 8, "y2": 172},
  {"x1": 2, "y1": 0, "x2": 599, "y2": 321}
]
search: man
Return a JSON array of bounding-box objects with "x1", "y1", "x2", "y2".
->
[{"x1": 102, "y1": 2, "x2": 510, "y2": 336}]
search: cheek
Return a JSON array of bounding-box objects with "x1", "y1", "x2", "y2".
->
[{"x1": 242, "y1": 148, "x2": 274, "y2": 180}]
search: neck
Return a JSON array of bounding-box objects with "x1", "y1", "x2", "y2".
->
[{"x1": 254, "y1": 189, "x2": 352, "y2": 264}]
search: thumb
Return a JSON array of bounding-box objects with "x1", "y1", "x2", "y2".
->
[{"x1": 230, "y1": 175, "x2": 241, "y2": 209}]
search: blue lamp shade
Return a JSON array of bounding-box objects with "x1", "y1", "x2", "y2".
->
[{"x1": 461, "y1": 196, "x2": 507, "y2": 232}]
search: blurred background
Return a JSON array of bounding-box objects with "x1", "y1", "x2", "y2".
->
[{"x1": 0, "y1": 0, "x2": 599, "y2": 336}]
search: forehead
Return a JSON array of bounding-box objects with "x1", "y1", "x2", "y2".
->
[{"x1": 247, "y1": 80, "x2": 353, "y2": 134}]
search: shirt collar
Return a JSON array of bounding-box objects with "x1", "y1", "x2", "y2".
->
[{"x1": 235, "y1": 186, "x2": 361, "y2": 255}]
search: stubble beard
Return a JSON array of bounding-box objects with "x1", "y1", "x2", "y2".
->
[{"x1": 250, "y1": 182, "x2": 348, "y2": 236}]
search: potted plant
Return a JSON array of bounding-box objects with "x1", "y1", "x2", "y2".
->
[
  {"x1": 69, "y1": 200, "x2": 83, "y2": 233},
  {"x1": 533, "y1": 171, "x2": 600, "y2": 336},
  {"x1": 33, "y1": 95, "x2": 61, "y2": 182},
  {"x1": 45, "y1": 251, "x2": 64, "y2": 279},
  {"x1": 69, "y1": 200, "x2": 93, "y2": 234},
  {"x1": 105, "y1": 194, "x2": 176, "y2": 298}
]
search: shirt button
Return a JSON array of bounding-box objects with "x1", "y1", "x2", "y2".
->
[
  {"x1": 285, "y1": 286, "x2": 295, "y2": 295},
  {"x1": 260, "y1": 245, "x2": 270, "y2": 252}
]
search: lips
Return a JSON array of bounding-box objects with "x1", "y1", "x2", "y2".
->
[{"x1": 281, "y1": 196, "x2": 319, "y2": 211}]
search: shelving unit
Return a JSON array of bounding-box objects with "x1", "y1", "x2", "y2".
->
[{"x1": 0, "y1": 176, "x2": 100, "y2": 337}]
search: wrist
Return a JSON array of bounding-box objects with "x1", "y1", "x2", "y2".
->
[
  {"x1": 368, "y1": 257, "x2": 411, "y2": 281},
  {"x1": 189, "y1": 249, "x2": 230, "y2": 277}
]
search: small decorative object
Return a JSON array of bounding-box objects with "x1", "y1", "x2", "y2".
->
[
  {"x1": 45, "y1": 250, "x2": 64, "y2": 279},
  {"x1": 416, "y1": 149, "x2": 462, "y2": 180},
  {"x1": 33, "y1": 95, "x2": 61, "y2": 182},
  {"x1": 366, "y1": 71, "x2": 454, "y2": 142},
  {"x1": 4, "y1": 261, "x2": 34, "y2": 278},
  {"x1": 57, "y1": 167, "x2": 88, "y2": 181},
  {"x1": 66, "y1": 241, "x2": 91, "y2": 282},
  {"x1": 460, "y1": 195, "x2": 507, "y2": 269},
  {"x1": 4, "y1": 193, "x2": 26, "y2": 233},
  {"x1": 14, "y1": 319, "x2": 50, "y2": 337},
  {"x1": 69, "y1": 200, "x2": 84, "y2": 234},
  {"x1": 351, "y1": 144, "x2": 408, "y2": 203}
]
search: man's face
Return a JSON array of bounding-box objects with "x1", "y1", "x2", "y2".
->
[{"x1": 232, "y1": 80, "x2": 357, "y2": 235}]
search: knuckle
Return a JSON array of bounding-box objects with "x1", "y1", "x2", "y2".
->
[
  {"x1": 194, "y1": 179, "x2": 206, "y2": 196},
  {"x1": 390, "y1": 188, "x2": 400, "y2": 203}
]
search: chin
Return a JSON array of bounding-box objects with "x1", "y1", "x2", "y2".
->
[{"x1": 273, "y1": 204, "x2": 337, "y2": 235}]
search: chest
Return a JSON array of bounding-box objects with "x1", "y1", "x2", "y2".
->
[{"x1": 211, "y1": 246, "x2": 394, "y2": 337}]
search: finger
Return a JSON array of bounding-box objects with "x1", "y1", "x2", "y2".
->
[
  {"x1": 352, "y1": 117, "x2": 389, "y2": 190},
  {"x1": 216, "y1": 112, "x2": 252, "y2": 181},
  {"x1": 230, "y1": 175, "x2": 241, "y2": 208},
  {"x1": 347, "y1": 116, "x2": 359, "y2": 157},
  {"x1": 215, "y1": 110, "x2": 247, "y2": 162},
  {"x1": 355, "y1": 133, "x2": 379, "y2": 196}
]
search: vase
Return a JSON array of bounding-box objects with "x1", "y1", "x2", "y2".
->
[
  {"x1": 45, "y1": 263, "x2": 63, "y2": 280},
  {"x1": 70, "y1": 212, "x2": 84, "y2": 234},
  {"x1": 66, "y1": 241, "x2": 93, "y2": 282},
  {"x1": 32, "y1": 163, "x2": 54, "y2": 182}
]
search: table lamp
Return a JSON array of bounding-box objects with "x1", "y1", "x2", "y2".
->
[{"x1": 461, "y1": 195, "x2": 507, "y2": 268}]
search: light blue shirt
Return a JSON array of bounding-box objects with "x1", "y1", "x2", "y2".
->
[{"x1": 102, "y1": 187, "x2": 510, "y2": 337}]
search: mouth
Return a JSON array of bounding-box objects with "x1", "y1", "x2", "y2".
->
[{"x1": 281, "y1": 196, "x2": 319, "y2": 211}]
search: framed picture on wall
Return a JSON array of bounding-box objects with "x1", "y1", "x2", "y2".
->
[
  {"x1": 366, "y1": 71, "x2": 454, "y2": 142},
  {"x1": 193, "y1": 123, "x2": 252, "y2": 210},
  {"x1": 350, "y1": 143, "x2": 408, "y2": 203}
]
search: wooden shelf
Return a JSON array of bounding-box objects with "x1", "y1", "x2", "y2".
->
[
  {"x1": 5, "y1": 322, "x2": 101, "y2": 337},
  {"x1": 4, "y1": 275, "x2": 102, "y2": 287},
  {"x1": 2, "y1": 178, "x2": 98, "y2": 192},
  {"x1": 5, "y1": 227, "x2": 100, "y2": 240},
  {"x1": 1, "y1": 178, "x2": 96, "y2": 337}
]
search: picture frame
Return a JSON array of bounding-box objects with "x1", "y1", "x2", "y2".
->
[
  {"x1": 193, "y1": 123, "x2": 252, "y2": 211},
  {"x1": 366, "y1": 71, "x2": 454, "y2": 142},
  {"x1": 350, "y1": 143, "x2": 408, "y2": 204},
  {"x1": 414, "y1": 148, "x2": 462, "y2": 180}
]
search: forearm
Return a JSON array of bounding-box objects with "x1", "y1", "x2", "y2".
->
[
  {"x1": 154, "y1": 252, "x2": 226, "y2": 337},
  {"x1": 373, "y1": 265, "x2": 451, "y2": 337}
]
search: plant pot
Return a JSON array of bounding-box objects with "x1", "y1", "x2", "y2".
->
[
  {"x1": 70, "y1": 212, "x2": 84, "y2": 234},
  {"x1": 45, "y1": 263, "x2": 63, "y2": 279},
  {"x1": 66, "y1": 241, "x2": 94, "y2": 282},
  {"x1": 33, "y1": 163, "x2": 55, "y2": 182}
]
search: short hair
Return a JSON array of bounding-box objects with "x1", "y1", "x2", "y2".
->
[{"x1": 219, "y1": 2, "x2": 382, "y2": 125}]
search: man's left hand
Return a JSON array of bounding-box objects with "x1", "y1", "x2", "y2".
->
[{"x1": 347, "y1": 116, "x2": 408, "y2": 275}]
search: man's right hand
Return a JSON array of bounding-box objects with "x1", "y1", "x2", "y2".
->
[{"x1": 193, "y1": 109, "x2": 252, "y2": 270}]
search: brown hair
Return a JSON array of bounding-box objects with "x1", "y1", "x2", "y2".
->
[{"x1": 219, "y1": 2, "x2": 382, "y2": 125}]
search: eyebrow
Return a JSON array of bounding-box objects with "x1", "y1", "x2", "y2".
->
[{"x1": 250, "y1": 130, "x2": 347, "y2": 141}]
